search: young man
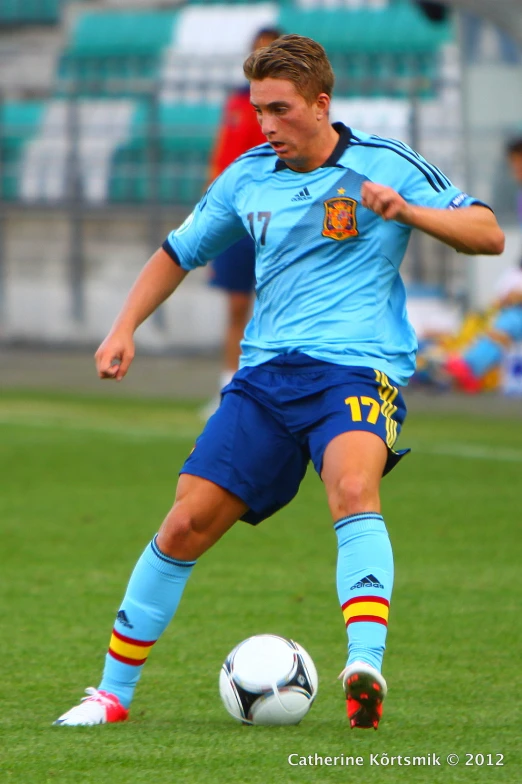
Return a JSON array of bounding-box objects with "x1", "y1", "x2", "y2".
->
[
  {"x1": 203, "y1": 27, "x2": 282, "y2": 419},
  {"x1": 55, "y1": 35, "x2": 504, "y2": 729}
]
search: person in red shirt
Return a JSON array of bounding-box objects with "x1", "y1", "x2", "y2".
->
[
  {"x1": 208, "y1": 69, "x2": 270, "y2": 181},
  {"x1": 203, "y1": 27, "x2": 282, "y2": 418}
]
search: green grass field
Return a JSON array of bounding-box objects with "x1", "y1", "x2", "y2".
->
[{"x1": 1, "y1": 389, "x2": 521, "y2": 783}]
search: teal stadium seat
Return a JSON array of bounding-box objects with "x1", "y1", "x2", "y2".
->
[
  {"x1": 186, "y1": 0, "x2": 269, "y2": 4},
  {"x1": 35, "y1": 1, "x2": 452, "y2": 205},
  {"x1": 0, "y1": 102, "x2": 44, "y2": 200},
  {"x1": 0, "y1": 0, "x2": 61, "y2": 25},
  {"x1": 277, "y1": 2, "x2": 452, "y2": 98},
  {"x1": 109, "y1": 102, "x2": 221, "y2": 204},
  {"x1": 56, "y1": 12, "x2": 178, "y2": 97}
]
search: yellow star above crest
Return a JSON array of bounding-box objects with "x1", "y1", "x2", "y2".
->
[{"x1": 337, "y1": 187, "x2": 346, "y2": 195}]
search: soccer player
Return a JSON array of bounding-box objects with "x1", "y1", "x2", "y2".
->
[
  {"x1": 202, "y1": 26, "x2": 282, "y2": 418},
  {"x1": 55, "y1": 35, "x2": 504, "y2": 729}
]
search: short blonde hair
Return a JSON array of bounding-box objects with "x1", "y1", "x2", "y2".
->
[{"x1": 243, "y1": 34, "x2": 335, "y2": 104}]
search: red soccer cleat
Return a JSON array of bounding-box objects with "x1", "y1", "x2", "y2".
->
[
  {"x1": 340, "y1": 661, "x2": 387, "y2": 730},
  {"x1": 54, "y1": 687, "x2": 129, "y2": 726}
]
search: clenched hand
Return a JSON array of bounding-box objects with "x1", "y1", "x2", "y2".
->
[
  {"x1": 95, "y1": 332, "x2": 135, "y2": 381},
  {"x1": 361, "y1": 181, "x2": 413, "y2": 224}
]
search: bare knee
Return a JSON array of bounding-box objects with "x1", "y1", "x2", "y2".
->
[
  {"x1": 156, "y1": 502, "x2": 213, "y2": 561},
  {"x1": 329, "y1": 473, "x2": 381, "y2": 519},
  {"x1": 155, "y1": 476, "x2": 245, "y2": 560}
]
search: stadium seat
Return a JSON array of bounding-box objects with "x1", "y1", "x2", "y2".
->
[
  {"x1": 55, "y1": 11, "x2": 179, "y2": 97},
  {"x1": 19, "y1": 99, "x2": 135, "y2": 203},
  {"x1": 278, "y1": 1, "x2": 452, "y2": 97},
  {"x1": 5, "y1": 1, "x2": 453, "y2": 205},
  {"x1": 0, "y1": 0, "x2": 61, "y2": 25},
  {"x1": 0, "y1": 102, "x2": 44, "y2": 200},
  {"x1": 108, "y1": 102, "x2": 222, "y2": 204}
]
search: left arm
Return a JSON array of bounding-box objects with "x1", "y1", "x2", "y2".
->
[{"x1": 362, "y1": 181, "x2": 505, "y2": 255}]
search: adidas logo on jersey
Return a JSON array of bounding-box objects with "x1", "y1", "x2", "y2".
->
[
  {"x1": 350, "y1": 574, "x2": 384, "y2": 591},
  {"x1": 291, "y1": 187, "x2": 312, "y2": 202}
]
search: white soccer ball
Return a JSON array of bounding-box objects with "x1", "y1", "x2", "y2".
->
[{"x1": 219, "y1": 634, "x2": 318, "y2": 726}]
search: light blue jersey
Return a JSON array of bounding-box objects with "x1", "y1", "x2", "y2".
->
[{"x1": 164, "y1": 123, "x2": 486, "y2": 385}]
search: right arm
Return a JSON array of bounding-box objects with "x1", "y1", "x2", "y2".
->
[
  {"x1": 95, "y1": 248, "x2": 187, "y2": 381},
  {"x1": 96, "y1": 161, "x2": 248, "y2": 381}
]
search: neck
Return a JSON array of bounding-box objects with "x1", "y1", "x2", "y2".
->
[{"x1": 286, "y1": 124, "x2": 340, "y2": 173}]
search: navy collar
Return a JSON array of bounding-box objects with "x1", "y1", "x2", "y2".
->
[{"x1": 274, "y1": 122, "x2": 352, "y2": 172}]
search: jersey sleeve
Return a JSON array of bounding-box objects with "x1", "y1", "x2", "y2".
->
[
  {"x1": 390, "y1": 145, "x2": 490, "y2": 212},
  {"x1": 162, "y1": 165, "x2": 248, "y2": 270}
]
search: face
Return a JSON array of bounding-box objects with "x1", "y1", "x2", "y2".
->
[
  {"x1": 250, "y1": 78, "x2": 330, "y2": 171},
  {"x1": 509, "y1": 152, "x2": 522, "y2": 185},
  {"x1": 252, "y1": 32, "x2": 278, "y2": 51}
]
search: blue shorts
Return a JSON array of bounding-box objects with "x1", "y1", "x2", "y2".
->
[
  {"x1": 209, "y1": 235, "x2": 256, "y2": 295},
  {"x1": 181, "y1": 354, "x2": 409, "y2": 525}
]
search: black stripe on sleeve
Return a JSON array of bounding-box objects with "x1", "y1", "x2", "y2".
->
[
  {"x1": 350, "y1": 135, "x2": 444, "y2": 193},
  {"x1": 162, "y1": 239, "x2": 181, "y2": 265},
  {"x1": 370, "y1": 135, "x2": 452, "y2": 189},
  {"x1": 460, "y1": 199, "x2": 494, "y2": 213}
]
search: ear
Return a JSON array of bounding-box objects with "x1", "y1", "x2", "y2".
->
[{"x1": 315, "y1": 92, "x2": 330, "y2": 120}]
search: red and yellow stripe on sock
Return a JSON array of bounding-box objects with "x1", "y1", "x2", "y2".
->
[
  {"x1": 108, "y1": 629, "x2": 156, "y2": 666},
  {"x1": 342, "y1": 596, "x2": 390, "y2": 627}
]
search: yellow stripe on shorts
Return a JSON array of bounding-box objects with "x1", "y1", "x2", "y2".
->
[{"x1": 375, "y1": 370, "x2": 399, "y2": 449}]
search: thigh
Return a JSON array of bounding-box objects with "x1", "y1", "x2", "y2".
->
[
  {"x1": 180, "y1": 390, "x2": 309, "y2": 525},
  {"x1": 321, "y1": 430, "x2": 387, "y2": 520},
  {"x1": 156, "y1": 473, "x2": 248, "y2": 560},
  {"x1": 228, "y1": 291, "x2": 252, "y2": 325},
  {"x1": 306, "y1": 367, "x2": 409, "y2": 478}
]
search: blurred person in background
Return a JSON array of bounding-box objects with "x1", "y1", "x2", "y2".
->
[
  {"x1": 202, "y1": 26, "x2": 282, "y2": 419},
  {"x1": 415, "y1": 1, "x2": 449, "y2": 23},
  {"x1": 443, "y1": 137, "x2": 522, "y2": 392}
]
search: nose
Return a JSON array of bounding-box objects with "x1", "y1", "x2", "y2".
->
[{"x1": 260, "y1": 113, "x2": 276, "y2": 138}]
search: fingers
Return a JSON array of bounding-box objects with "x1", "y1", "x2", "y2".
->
[
  {"x1": 116, "y1": 351, "x2": 134, "y2": 380},
  {"x1": 361, "y1": 182, "x2": 394, "y2": 217},
  {"x1": 361, "y1": 182, "x2": 409, "y2": 222},
  {"x1": 95, "y1": 340, "x2": 134, "y2": 381},
  {"x1": 108, "y1": 357, "x2": 123, "y2": 380},
  {"x1": 95, "y1": 350, "x2": 120, "y2": 380}
]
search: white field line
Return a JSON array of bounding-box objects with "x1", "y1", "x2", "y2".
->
[
  {"x1": 406, "y1": 441, "x2": 522, "y2": 463},
  {"x1": 0, "y1": 413, "x2": 200, "y2": 441},
  {"x1": 2, "y1": 413, "x2": 522, "y2": 463}
]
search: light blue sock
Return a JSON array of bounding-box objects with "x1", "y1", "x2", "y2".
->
[
  {"x1": 98, "y1": 535, "x2": 196, "y2": 708},
  {"x1": 463, "y1": 336, "x2": 503, "y2": 377},
  {"x1": 335, "y1": 513, "x2": 393, "y2": 673}
]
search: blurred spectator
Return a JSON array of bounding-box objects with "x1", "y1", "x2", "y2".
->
[
  {"x1": 436, "y1": 137, "x2": 522, "y2": 392},
  {"x1": 507, "y1": 137, "x2": 522, "y2": 224},
  {"x1": 415, "y1": 2, "x2": 449, "y2": 23},
  {"x1": 202, "y1": 26, "x2": 282, "y2": 419}
]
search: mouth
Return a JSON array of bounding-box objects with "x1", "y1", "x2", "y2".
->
[{"x1": 270, "y1": 141, "x2": 287, "y2": 154}]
